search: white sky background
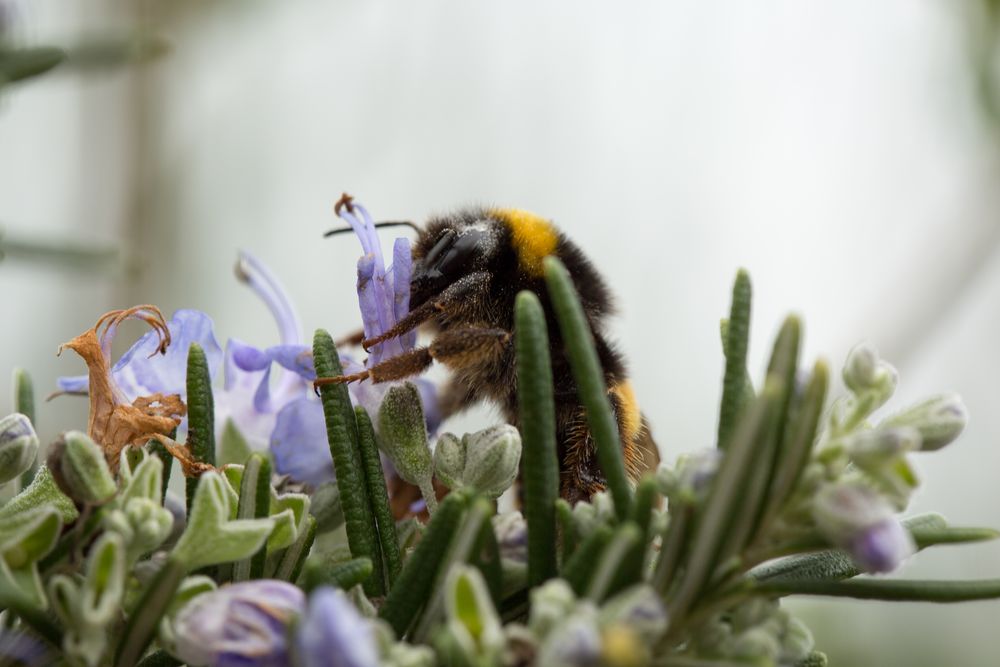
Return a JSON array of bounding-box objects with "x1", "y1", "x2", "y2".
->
[{"x1": 2, "y1": 1, "x2": 1000, "y2": 664}]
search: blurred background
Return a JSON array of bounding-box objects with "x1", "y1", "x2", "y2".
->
[{"x1": 3, "y1": 1, "x2": 1000, "y2": 664}]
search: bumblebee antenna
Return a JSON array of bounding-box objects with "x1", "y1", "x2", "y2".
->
[{"x1": 323, "y1": 221, "x2": 421, "y2": 238}]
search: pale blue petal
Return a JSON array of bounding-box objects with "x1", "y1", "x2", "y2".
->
[
  {"x1": 269, "y1": 345, "x2": 316, "y2": 380},
  {"x1": 392, "y1": 237, "x2": 415, "y2": 349},
  {"x1": 125, "y1": 310, "x2": 222, "y2": 397},
  {"x1": 296, "y1": 588, "x2": 379, "y2": 667},
  {"x1": 56, "y1": 375, "x2": 89, "y2": 393},
  {"x1": 229, "y1": 339, "x2": 272, "y2": 372},
  {"x1": 270, "y1": 396, "x2": 334, "y2": 486}
]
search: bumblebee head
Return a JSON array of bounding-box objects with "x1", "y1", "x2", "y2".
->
[{"x1": 410, "y1": 215, "x2": 498, "y2": 309}]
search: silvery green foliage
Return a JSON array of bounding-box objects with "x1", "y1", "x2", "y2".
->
[
  {"x1": 434, "y1": 425, "x2": 522, "y2": 499},
  {"x1": 0, "y1": 268, "x2": 997, "y2": 667},
  {"x1": 0, "y1": 413, "x2": 38, "y2": 485},
  {"x1": 379, "y1": 382, "x2": 437, "y2": 512}
]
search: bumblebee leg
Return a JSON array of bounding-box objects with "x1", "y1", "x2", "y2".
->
[
  {"x1": 314, "y1": 347, "x2": 435, "y2": 388},
  {"x1": 427, "y1": 327, "x2": 511, "y2": 371},
  {"x1": 362, "y1": 271, "x2": 491, "y2": 350},
  {"x1": 334, "y1": 328, "x2": 366, "y2": 348},
  {"x1": 314, "y1": 326, "x2": 511, "y2": 389}
]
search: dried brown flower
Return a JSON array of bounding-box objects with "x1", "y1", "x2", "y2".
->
[{"x1": 58, "y1": 306, "x2": 187, "y2": 469}]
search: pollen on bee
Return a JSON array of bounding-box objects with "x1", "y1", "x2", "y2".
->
[{"x1": 490, "y1": 208, "x2": 559, "y2": 277}]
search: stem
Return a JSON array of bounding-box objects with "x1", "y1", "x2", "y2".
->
[
  {"x1": 418, "y1": 480, "x2": 439, "y2": 515},
  {"x1": 756, "y1": 577, "x2": 1000, "y2": 602},
  {"x1": 114, "y1": 558, "x2": 187, "y2": 667}
]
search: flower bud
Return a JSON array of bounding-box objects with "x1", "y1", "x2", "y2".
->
[
  {"x1": 847, "y1": 426, "x2": 920, "y2": 469},
  {"x1": 658, "y1": 450, "x2": 720, "y2": 504},
  {"x1": 811, "y1": 482, "x2": 914, "y2": 573},
  {"x1": 528, "y1": 579, "x2": 578, "y2": 639},
  {"x1": 463, "y1": 425, "x2": 521, "y2": 498},
  {"x1": 493, "y1": 511, "x2": 527, "y2": 563},
  {"x1": 536, "y1": 604, "x2": 602, "y2": 667},
  {"x1": 173, "y1": 580, "x2": 304, "y2": 667},
  {"x1": 0, "y1": 413, "x2": 38, "y2": 485},
  {"x1": 296, "y1": 587, "x2": 379, "y2": 667},
  {"x1": 432, "y1": 432, "x2": 465, "y2": 490},
  {"x1": 600, "y1": 585, "x2": 668, "y2": 644},
  {"x1": 883, "y1": 394, "x2": 968, "y2": 452},
  {"x1": 378, "y1": 383, "x2": 433, "y2": 490},
  {"x1": 843, "y1": 342, "x2": 897, "y2": 398},
  {"x1": 48, "y1": 431, "x2": 116, "y2": 504},
  {"x1": 729, "y1": 627, "x2": 781, "y2": 663},
  {"x1": 103, "y1": 497, "x2": 173, "y2": 561},
  {"x1": 779, "y1": 617, "x2": 815, "y2": 664},
  {"x1": 434, "y1": 425, "x2": 521, "y2": 498}
]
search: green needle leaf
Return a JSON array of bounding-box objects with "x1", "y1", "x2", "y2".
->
[
  {"x1": 718, "y1": 318, "x2": 800, "y2": 561},
  {"x1": 412, "y1": 497, "x2": 493, "y2": 642},
  {"x1": 146, "y1": 429, "x2": 176, "y2": 503},
  {"x1": 668, "y1": 381, "x2": 779, "y2": 620},
  {"x1": 380, "y1": 491, "x2": 468, "y2": 638},
  {"x1": 313, "y1": 329, "x2": 381, "y2": 597},
  {"x1": 231, "y1": 453, "x2": 272, "y2": 582},
  {"x1": 271, "y1": 515, "x2": 317, "y2": 582},
  {"x1": 185, "y1": 343, "x2": 216, "y2": 515},
  {"x1": 756, "y1": 577, "x2": 1000, "y2": 602},
  {"x1": 759, "y1": 360, "x2": 829, "y2": 532},
  {"x1": 752, "y1": 514, "x2": 999, "y2": 583},
  {"x1": 562, "y1": 524, "x2": 614, "y2": 595},
  {"x1": 586, "y1": 522, "x2": 642, "y2": 602},
  {"x1": 356, "y1": 406, "x2": 398, "y2": 590},
  {"x1": 515, "y1": 290, "x2": 559, "y2": 586},
  {"x1": 543, "y1": 257, "x2": 631, "y2": 520},
  {"x1": 0, "y1": 47, "x2": 66, "y2": 83},
  {"x1": 718, "y1": 269, "x2": 752, "y2": 451},
  {"x1": 300, "y1": 556, "x2": 374, "y2": 593}
]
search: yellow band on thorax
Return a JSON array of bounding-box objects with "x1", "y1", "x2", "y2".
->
[{"x1": 490, "y1": 208, "x2": 558, "y2": 277}]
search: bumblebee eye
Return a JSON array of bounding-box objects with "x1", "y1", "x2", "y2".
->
[
  {"x1": 422, "y1": 229, "x2": 456, "y2": 267},
  {"x1": 411, "y1": 228, "x2": 485, "y2": 307},
  {"x1": 436, "y1": 229, "x2": 483, "y2": 276}
]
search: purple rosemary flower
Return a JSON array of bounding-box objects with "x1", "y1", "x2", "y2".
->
[
  {"x1": 223, "y1": 252, "x2": 320, "y2": 456},
  {"x1": 337, "y1": 201, "x2": 415, "y2": 362},
  {"x1": 812, "y1": 482, "x2": 915, "y2": 573},
  {"x1": 56, "y1": 309, "x2": 223, "y2": 401},
  {"x1": 173, "y1": 580, "x2": 305, "y2": 667},
  {"x1": 493, "y1": 511, "x2": 528, "y2": 563},
  {"x1": 847, "y1": 518, "x2": 916, "y2": 573},
  {"x1": 295, "y1": 587, "x2": 379, "y2": 667},
  {"x1": 271, "y1": 199, "x2": 441, "y2": 486}
]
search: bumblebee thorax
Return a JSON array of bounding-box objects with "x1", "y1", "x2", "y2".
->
[{"x1": 489, "y1": 208, "x2": 559, "y2": 277}]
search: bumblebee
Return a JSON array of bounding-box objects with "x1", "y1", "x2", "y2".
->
[{"x1": 318, "y1": 200, "x2": 659, "y2": 504}]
